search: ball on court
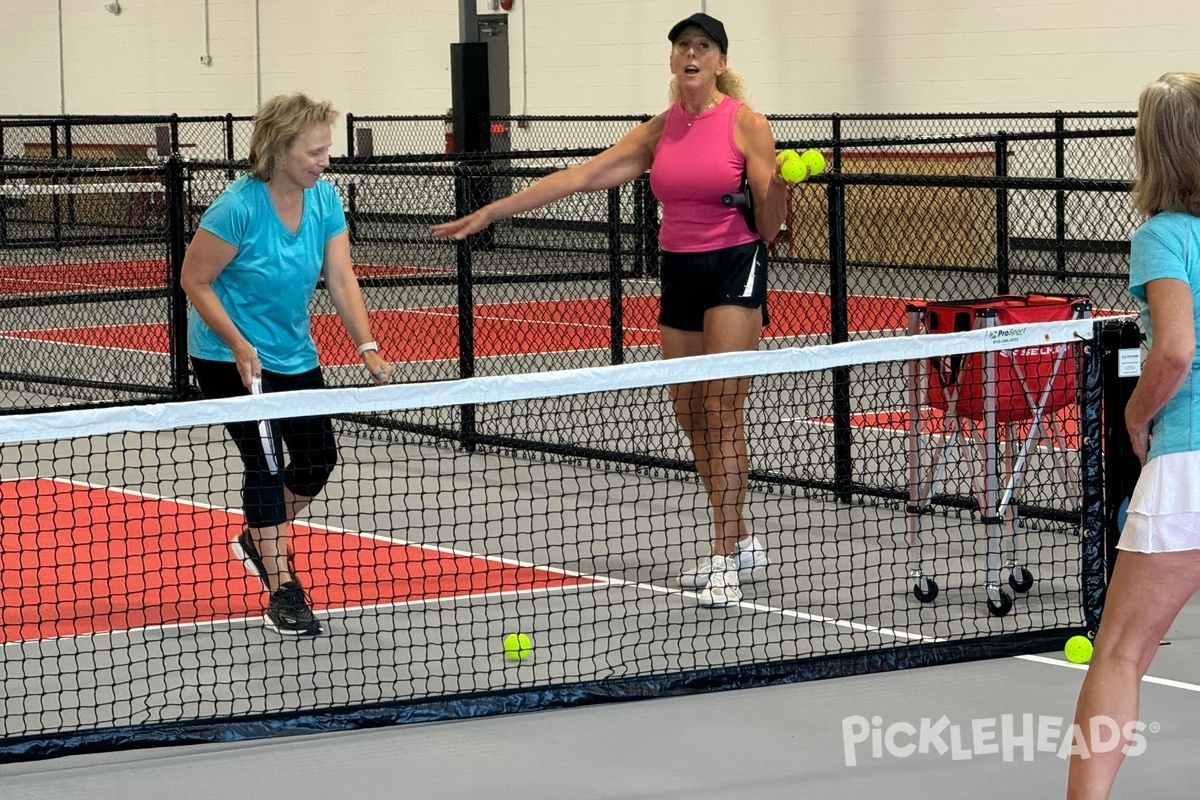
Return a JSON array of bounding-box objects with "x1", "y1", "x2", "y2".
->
[
  {"x1": 1064, "y1": 635, "x2": 1094, "y2": 664},
  {"x1": 503, "y1": 632, "x2": 533, "y2": 661},
  {"x1": 777, "y1": 149, "x2": 806, "y2": 183},
  {"x1": 798, "y1": 148, "x2": 826, "y2": 178}
]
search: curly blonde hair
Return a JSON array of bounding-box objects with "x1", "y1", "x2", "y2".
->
[
  {"x1": 1133, "y1": 72, "x2": 1200, "y2": 217},
  {"x1": 247, "y1": 93, "x2": 338, "y2": 181}
]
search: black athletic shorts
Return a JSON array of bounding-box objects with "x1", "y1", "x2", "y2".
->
[{"x1": 658, "y1": 239, "x2": 768, "y2": 333}]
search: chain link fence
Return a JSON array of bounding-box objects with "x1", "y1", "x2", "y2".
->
[
  {"x1": 0, "y1": 112, "x2": 1138, "y2": 415},
  {"x1": 0, "y1": 115, "x2": 254, "y2": 163}
]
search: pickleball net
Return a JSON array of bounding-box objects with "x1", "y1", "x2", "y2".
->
[{"x1": 0, "y1": 315, "x2": 1110, "y2": 760}]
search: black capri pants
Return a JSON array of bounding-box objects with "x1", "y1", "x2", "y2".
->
[{"x1": 191, "y1": 358, "x2": 338, "y2": 528}]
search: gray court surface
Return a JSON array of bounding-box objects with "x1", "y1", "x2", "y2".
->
[{"x1": 1, "y1": 596, "x2": 1198, "y2": 800}]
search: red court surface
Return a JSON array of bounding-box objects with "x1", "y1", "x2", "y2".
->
[
  {"x1": 0, "y1": 478, "x2": 597, "y2": 643},
  {"x1": 0, "y1": 290, "x2": 913, "y2": 363},
  {"x1": 0, "y1": 259, "x2": 169, "y2": 295}
]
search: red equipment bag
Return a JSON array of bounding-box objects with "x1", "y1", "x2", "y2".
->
[{"x1": 920, "y1": 294, "x2": 1089, "y2": 423}]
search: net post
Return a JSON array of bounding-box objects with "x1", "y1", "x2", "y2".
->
[
  {"x1": 827, "y1": 178, "x2": 852, "y2": 501},
  {"x1": 994, "y1": 132, "x2": 1010, "y2": 295},
  {"x1": 1077, "y1": 319, "x2": 1109, "y2": 631},
  {"x1": 1097, "y1": 317, "x2": 1142, "y2": 597},
  {"x1": 607, "y1": 186, "x2": 624, "y2": 365},
  {"x1": 165, "y1": 155, "x2": 190, "y2": 400}
]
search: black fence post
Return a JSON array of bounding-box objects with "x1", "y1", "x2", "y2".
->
[
  {"x1": 607, "y1": 186, "x2": 624, "y2": 365},
  {"x1": 1054, "y1": 112, "x2": 1067, "y2": 281},
  {"x1": 48, "y1": 124, "x2": 63, "y2": 250},
  {"x1": 831, "y1": 115, "x2": 843, "y2": 173},
  {"x1": 224, "y1": 113, "x2": 236, "y2": 180},
  {"x1": 0, "y1": 123, "x2": 6, "y2": 248},
  {"x1": 641, "y1": 177, "x2": 659, "y2": 279},
  {"x1": 346, "y1": 113, "x2": 356, "y2": 157},
  {"x1": 450, "y1": 42, "x2": 493, "y2": 251},
  {"x1": 454, "y1": 169, "x2": 477, "y2": 451},
  {"x1": 165, "y1": 156, "x2": 190, "y2": 400},
  {"x1": 631, "y1": 177, "x2": 645, "y2": 279},
  {"x1": 169, "y1": 114, "x2": 180, "y2": 154},
  {"x1": 828, "y1": 178, "x2": 852, "y2": 503},
  {"x1": 995, "y1": 132, "x2": 1010, "y2": 295}
]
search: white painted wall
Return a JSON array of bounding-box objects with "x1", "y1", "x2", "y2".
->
[{"x1": 1, "y1": 1, "x2": 1197, "y2": 120}]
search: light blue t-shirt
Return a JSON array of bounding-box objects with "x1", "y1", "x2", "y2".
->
[
  {"x1": 1129, "y1": 211, "x2": 1200, "y2": 459},
  {"x1": 187, "y1": 174, "x2": 347, "y2": 374}
]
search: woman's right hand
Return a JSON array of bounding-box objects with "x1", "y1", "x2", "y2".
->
[
  {"x1": 1126, "y1": 416, "x2": 1150, "y2": 467},
  {"x1": 233, "y1": 342, "x2": 263, "y2": 390},
  {"x1": 431, "y1": 207, "x2": 493, "y2": 241}
]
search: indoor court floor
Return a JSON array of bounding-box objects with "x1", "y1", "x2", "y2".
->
[{"x1": 1, "y1": 593, "x2": 1198, "y2": 799}]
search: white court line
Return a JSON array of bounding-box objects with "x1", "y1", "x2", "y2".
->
[
  {"x1": 18, "y1": 478, "x2": 1198, "y2": 696},
  {"x1": 1016, "y1": 653, "x2": 1200, "y2": 692}
]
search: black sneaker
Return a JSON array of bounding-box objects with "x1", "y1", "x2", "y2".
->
[
  {"x1": 265, "y1": 581, "x2": 321, "y2": 636},
  {"x1": 232, "y1": 528, "x2": 296, "y2": 592}
]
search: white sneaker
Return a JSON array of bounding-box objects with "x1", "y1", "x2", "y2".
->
[
  {"x1": 679, "y1": 535, "x2": 768, "y2": 589},
  {"x1": 696, "y1": 555, "x2": 743, "y2": 607}
]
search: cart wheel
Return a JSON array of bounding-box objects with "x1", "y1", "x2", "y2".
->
[
  {"x1": 1008, "y1": 567, "x2": 1034, "y2": 594},
  {"x1": 913, "y1": 576, "x2": 939, "y2": 603},
  {"x1": 986, "y1": 587, "x2": 1013, "y2": 617}
]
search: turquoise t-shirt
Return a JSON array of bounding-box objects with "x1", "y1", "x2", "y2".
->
[
  {"x1": 1129, "y1": 211, "x2": 1200, "y2": 459},
  {"x1": 187, "y1": 174, "x2": 347, "y2": 374}
]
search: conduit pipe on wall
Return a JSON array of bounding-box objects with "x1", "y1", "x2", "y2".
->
[{"x1": 57, "y1": 0, "x2": 66, "y2": 113}]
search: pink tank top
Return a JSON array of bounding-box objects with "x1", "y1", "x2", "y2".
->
[{"x1": 649, "y1": 97, "x2": 758, "y2": 253}]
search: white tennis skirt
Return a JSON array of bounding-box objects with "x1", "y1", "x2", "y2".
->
[{"x1": 1118, "y1": 450, "x2": 1200, "y2": 553}]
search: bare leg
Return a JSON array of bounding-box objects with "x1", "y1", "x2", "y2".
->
[
  {"x1": 661, "y1": 305, "x2": 761, "y2": 557},
  {"x1": 249, "y1": 488, "x2": 314, "y2": 591},
  {"x1": 1066, "y1": 549, "x2": 1200, "y2": 799}
]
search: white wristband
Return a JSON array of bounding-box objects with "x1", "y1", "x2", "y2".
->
[{"x1": 356, "y1": 341, "x2": 378, "y2": 356}]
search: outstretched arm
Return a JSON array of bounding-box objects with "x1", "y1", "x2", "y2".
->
[{"x1": 430, "y1": 115, "x2": 664, "y2": 241}]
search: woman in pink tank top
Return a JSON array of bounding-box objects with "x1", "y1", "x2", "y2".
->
[{"x1": 432, "y1": 13, "x2": 809, "y2": 608}]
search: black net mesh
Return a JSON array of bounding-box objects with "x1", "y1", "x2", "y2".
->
[{"x1": 0, "y1": 317, "x2": 1103, "y2": 756}]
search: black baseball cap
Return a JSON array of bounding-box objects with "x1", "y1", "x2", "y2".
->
[{"x1": 667, "y1": 13, "x2": 728, "y2": 54}]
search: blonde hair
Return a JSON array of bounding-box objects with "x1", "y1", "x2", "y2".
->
[
  {"x1": 668, "y1": 67, "x2": 749, "y2": 105},
  {"x1": 247, "y1": 93, "x2": 338, "y2": 181},
  {"x1": 1133, "y1": 72, "x2": 1200, "y2": 217}
]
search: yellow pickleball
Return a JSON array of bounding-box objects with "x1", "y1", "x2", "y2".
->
[
  {"x1": 798, "y1": 148, "x2": 826, "y2": 177},
  {"x1": 777, "y1": 149, "x2": 806, "y2": 183},
  {"x1": 1064, "y1": 635, "x2": 1093, "y2": 664},
  {"x1": 503, "y1": 632, "x2": 533, "y2": 661}
]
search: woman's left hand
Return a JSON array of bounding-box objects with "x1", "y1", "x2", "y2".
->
[{"x1": 363, "y1": 350, "x2": 394, "y2": 385}]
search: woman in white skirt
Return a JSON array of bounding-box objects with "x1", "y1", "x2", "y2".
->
[{"x1": 1067, "y1": 72, "x2": 1200, "y2": 798}]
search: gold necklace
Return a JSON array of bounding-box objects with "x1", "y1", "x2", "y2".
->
[{"x1": 685, "y1": 97, "x2": 719, "y2": 127}]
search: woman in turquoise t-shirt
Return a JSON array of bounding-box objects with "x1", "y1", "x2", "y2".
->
[
  {"x1": 181, "y1": 93, "x2": 392, "y2": 637},
  {"x1": 1068, "y1": 72, "x2": 1200, "y2": 797}
]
